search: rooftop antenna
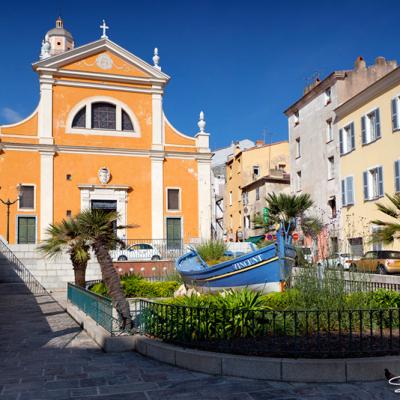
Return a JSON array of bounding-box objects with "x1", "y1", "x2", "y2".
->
[{"x1": 304, "y1": 71, "x2": 322, "y2": 87}]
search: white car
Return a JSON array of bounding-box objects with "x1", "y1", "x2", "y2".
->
[
  {"x1": 111, "y1": 243, "x2": 162, "y2": 261},
  {"x1": 317, "y1": 253, "x2": 353, "y2": 270}
]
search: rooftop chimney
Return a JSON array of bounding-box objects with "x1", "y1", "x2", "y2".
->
[
  {"x1": 354, "y1": 56, "x2": 367, "y2": 70},
  {"x1": 255, "y1": 140, "x2": 264, "y2": 147}
]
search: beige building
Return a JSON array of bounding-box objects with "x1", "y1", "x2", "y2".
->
[
  {"x1": 284, "y1": 56, "x2": 397, "y2": 258},
  {"x1": 335, "y1": 66, "x2": 400, "y2": 255},
  {"x1": 224, "y1": 140, "x2": 290, "y2": 241}
]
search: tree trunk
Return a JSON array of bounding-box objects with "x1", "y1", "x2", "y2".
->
[
  {"x1": 93, "y1": 242, "x2": 132, "y2": 330},
  {"x1": 73, "y1": 263, "x2": 87, "y2": 287}
]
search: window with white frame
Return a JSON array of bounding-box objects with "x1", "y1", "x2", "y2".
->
[
  {"x1": 277, "y1": 163, "x2": 286, "y2": 171},
  {"x1": 252, "y1": 165, "x2": 260, "y2": 179},
  {"x1": 293, "y1": 111, "x2": 299, "y2": 126},
  {"x1": 167, "y1": 188, "x2": 180, "y2": 211},
  {"x1": 326, "y1": 119, "x2": 333, "y2": 142},
  {"x1": 339, "y1": 122, "x2": 355, "y2": 155},
  {"x1": 341, "y1": 176, "x2": 354, "y2": 206},
  {"x1": 229, "y1": 191, "x2": 232, "y2": 206},
  {"x1": 395, "y1": 160, "x2": 400, "y2": 192},
  {"x1": 19, "y1": 185, "x2": 35, "y2": 209},
  {"x1": 328, "y1": 156, "x2": 334, "y2": 180},
  {"x1": 296, "y1": 171, "x2": 302, "y2": 192},
  {"x1": 70, "y1": 99, "x2": 136, "y2": 133},
  {"x1": 361, "y1": 108, "x2": 381, "y2": 145},
  {"x1": 242, "y1": 192, "x2": 248, "y2": 205},
  {"x1": 324, "y1": 88, "x2": 332, "y2": 105},
  {"x1": 363, "y1": 166, "x2": 384, "y2": 200},
  {"x1": 295, "y1": 137, "x2": 301, "y2": 158},
  {"x1": 244, "y1": 215, "x2": 251, "y2": 230},
  {"x1": 255, "y1": 187, "x2": 260, "y2": 201},
  {"x1": 391, "y1": 97, "x2": 400, "y2": 131}
]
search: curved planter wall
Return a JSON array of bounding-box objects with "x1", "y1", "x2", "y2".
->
[{"x1": 135, "y1": 336, "x2": 397, "y2": 383}]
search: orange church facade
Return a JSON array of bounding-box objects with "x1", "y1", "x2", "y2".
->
[{"x1": 0, "y1": 19, "x2": 212, "y2": 245}]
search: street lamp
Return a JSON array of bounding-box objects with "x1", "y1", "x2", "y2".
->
[{"x1": 0, "y1": 184, "x2": 22, "y2": 243}]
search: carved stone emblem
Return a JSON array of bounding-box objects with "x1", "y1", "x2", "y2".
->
[
  {"x1": 96, "y1": 54, "x2": 113, "y2": 70},
  {"x1": 98, "y1": 167, "x2": 111, "y2": 184}
]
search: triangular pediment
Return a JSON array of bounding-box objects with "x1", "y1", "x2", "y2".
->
[{"x1": 32, "y1": 39, "x2": 170, "y2": 82}]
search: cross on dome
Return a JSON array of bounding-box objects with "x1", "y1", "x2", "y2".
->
[{"x1": 100, "y1": 20, "x2": 109, "y2": 39}]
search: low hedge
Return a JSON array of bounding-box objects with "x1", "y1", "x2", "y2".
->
[{"x1": 89, "y1": 274, "x2": 180, "y2": 298}]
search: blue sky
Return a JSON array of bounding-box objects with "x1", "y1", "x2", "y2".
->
[{"x1": 0, "y1": 0, "x2": 399, "y2": 150}]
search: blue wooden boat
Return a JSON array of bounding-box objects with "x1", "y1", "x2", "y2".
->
[{"x1": 176, "y1": 227, "x2": 297, "y2": 293}]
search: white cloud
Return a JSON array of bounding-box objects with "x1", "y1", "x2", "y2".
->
[{"x1": 1, "y1": 107, "x2": 23, "y2": 124}]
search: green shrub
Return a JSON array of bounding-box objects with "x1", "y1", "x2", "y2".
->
[
  {"x1": 90, "y1": 282, "x2": 108, "y2": 297},
  {"x1": 367, "y1": 289, "x2": 400, "y2": 309},
  {"x1": 196, "y1": 240, "x2": 227, "y2": 263},
  {"x1": 89, "y1": 274, "x2": 180, "y2": 298}
]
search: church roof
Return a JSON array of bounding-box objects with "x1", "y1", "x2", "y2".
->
[
  {"x1": 32, "y1": 38, "x2": 170, "y2": 82},
  {"x1": 46, "y1": 27, "x2": 73, "y2": 41}
]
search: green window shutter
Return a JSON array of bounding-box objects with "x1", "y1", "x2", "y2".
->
[
  {"x1": 363, "y1": 171, "x2": 369, "y2": 200},
  {"x1": 392, "y1": 98, "x2": 398, "y2": 131},
  {"x1": 395, "y1": 160, "x2": 400, "y2": 192},
  {"x1": 375, "y1": 109, "x2": 381, "y2": 139},
  {"x1": 17, "y1": 217, "x2": 36, "y2": 244},
  {"x1": 361, "y1": 116, "x2": 367, "y2": 145}
]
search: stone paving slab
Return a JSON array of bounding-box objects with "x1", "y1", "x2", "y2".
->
[{"x1": 0, "y1": 282, "x2": 399, "y2": 399}]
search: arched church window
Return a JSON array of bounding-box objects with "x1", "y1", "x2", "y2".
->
[
  {"x1": 92, "y1": 102, "x2": 116, "y2": 130},
  {"x1": 71, "y1": 106, "x2": 86, "y2": 128},
  {"x1": 122, "y1": 110, "x2": 134, "y2": 131}
]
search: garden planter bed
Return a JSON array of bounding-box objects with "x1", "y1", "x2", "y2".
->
[{"x1": 159, "y1": 329, "x2": 400, "y2": 359}]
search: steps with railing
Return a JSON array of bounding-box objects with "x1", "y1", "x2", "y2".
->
[{"x1": 0, "y1": 238, "x2": 47, "y2": 295}]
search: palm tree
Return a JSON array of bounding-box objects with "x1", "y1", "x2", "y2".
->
[
  {"x1": 264, "y1": 192, "x2": 318, "y2": 232},
  {"x1": 39, "y1": 218, "x2": 90, "y2": 287},
  {"x1": 371, "y1": 193, "x2": 400, "y2": 244},
  {"x1": 76, "y1": 209, "x2": 133, "y2": 329}
]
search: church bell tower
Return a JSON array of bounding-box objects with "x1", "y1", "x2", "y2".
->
[{"x1": 40, "y1": 17, "x2": 74, "y2": 59}]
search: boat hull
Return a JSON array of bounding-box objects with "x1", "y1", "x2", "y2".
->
[{"x1": 176, "y1": 242, "x2": 296, "y2": 293}]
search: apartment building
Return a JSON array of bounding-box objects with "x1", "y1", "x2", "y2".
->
[
  {"x1": 224, "y1": 140, "x2": 290, "y2": 241},
  {"x1": 284, "y1": 56, "x2": 397, "y2": 257},
  {"x1": 336, "y1": 66, "x2": 400, "y2": 255}
]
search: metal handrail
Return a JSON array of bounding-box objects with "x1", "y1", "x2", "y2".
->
[{"x1": 0, "y1": 238, "x2": 47, "y2": 295}]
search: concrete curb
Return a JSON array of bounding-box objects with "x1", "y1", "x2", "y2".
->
[
  {"x1": 134, "y1": 336, "x2": 399, "y2": 383},
  {"x1": 66, "y1": 301, "x2": 137, "y2": 352}
]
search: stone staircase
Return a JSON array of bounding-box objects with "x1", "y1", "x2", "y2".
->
[
  {"x1": 7, "y1": 244, "x2": 102, "y2": 290},
  {"x1": 0, "y1": 241, "x2": 46, "y2": 295}
]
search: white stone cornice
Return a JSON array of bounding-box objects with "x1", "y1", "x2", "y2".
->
[
  {"x1": 1, "y1": 141, "x2": 210, "y2": 160},
  {"x1": 77, "y1": 184, "x2": 131, "y2": 190},
  {"x1": 53, "y1": 79, "x2": 163, "y2": 94},
  {"x1": 38, "y1": 67, "x2": 167, "y2": 88}
]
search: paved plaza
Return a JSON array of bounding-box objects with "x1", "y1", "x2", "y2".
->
[{"x1": 0, "y1": 282, "x2": 399, "y2": 400}]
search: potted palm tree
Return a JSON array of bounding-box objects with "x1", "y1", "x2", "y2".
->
[{"x1": 39, "y1": 218, "x2": 90, "y2": 287}]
